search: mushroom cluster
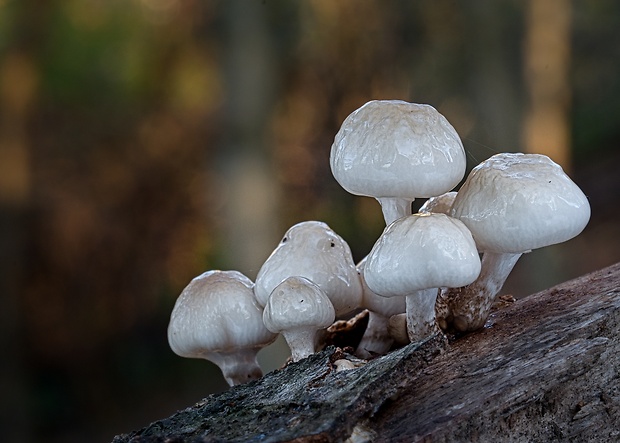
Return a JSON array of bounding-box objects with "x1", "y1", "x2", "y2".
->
[{"x1": 167, "y1": 99, "x2": 591, "y2": 387}]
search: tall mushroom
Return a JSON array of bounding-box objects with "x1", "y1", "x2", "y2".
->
[
  {"x1": 167, "y1": 270, "x2": 276, "y2": 386},
  {"x1": 364, "y1": 212, "x2": 481, "y2": 342},
  {"x1": 262, "y1": 276, "x2": 335, "y2": 362},
  {"x1": 254, "y1": 221, "x2": 362, "y2": 318},
  {"x1": 330, "y1": 100, "x2": 466, "y2": 225},
  {"x1": 446, "y1": 153, "x2": 591, "y2": 332}
]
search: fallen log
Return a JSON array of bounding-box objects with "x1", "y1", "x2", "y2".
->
[{"x1": 113, "y1": 262, "x2": 620, "y2": 442}]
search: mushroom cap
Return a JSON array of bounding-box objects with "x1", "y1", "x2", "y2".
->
[
  {"x1": 419, "y1": 191, "x2": 457, "y2": 215},
  {"x1": 330, "y1": 100, "x2": 466, "y2": 199},
  {"x1": 254, "y1": 221, "x2": 363, "y2": 316},
  {"x1": 450, "y1": 153, "x2": 591, "y2": 254},
  {"x1": 167, "y1": 270, "x2": 276, "y2": 359},
  {"x1": 364, "y1": 213, "x2": 481, "y2": 298},
  {"x1": 262, "y1": 276, "x2": 335, "y2": 333},
  {"x1": 357, "y1": 257, "x2": 406, "y2": 317}
]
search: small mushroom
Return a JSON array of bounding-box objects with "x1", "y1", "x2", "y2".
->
[
  {"x1": 419, "y1": 191, "x2": 457, "y2": 215},
  {"x1": 446, "y1": 153, "x2": 591, "y2": 331},
  {"x1": 167, "y1": 270, "x2": 276, "y2": 386},
  {"x1": 330, "y1": 100, "x2": 466, "y2": 225},
  {"x1": 255, "y1": 221, "x2": 362, "y2": 317},
  {"x1": 364, "y1": 213, "x2": 481, "y2": 342},
  {"x1": 262, "y1": 276, "x2": 336, "y2": 362},
  {"x1": 355, "y1": 257, "x2": 406, "y2": 358}
]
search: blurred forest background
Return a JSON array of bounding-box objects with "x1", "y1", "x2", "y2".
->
[{"x1": 1, "y1": 0, "x2": 619, "y2": 442}]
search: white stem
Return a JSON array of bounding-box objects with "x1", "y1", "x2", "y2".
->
[
  {"x1": 355, "y1": 312, "x2": 393, "y2": 359},
  {"x1": 206, "y1": 349, "x2": 263, "y2": 387},
  {"x1": 281, "y1": 327, "x2": 319, "y2": 362},
  {"x1": 376, "y1": 197, "x2": 412, "y2": 225},
  {"x1": 405, "y1": 288, "x2": 441, "y2": 342},
  {"x1": 387, "y1": 313, "x2": 409, "y2": 345},
  {"x1": 448, "y1": 251, "x2": 522, "y2": 332}
]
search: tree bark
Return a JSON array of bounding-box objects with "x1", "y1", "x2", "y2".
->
[{"x1": 113, "y1": 262, "x2": 620, "y2": 442}]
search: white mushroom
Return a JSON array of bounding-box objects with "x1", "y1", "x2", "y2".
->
[
  {"x1": 364, "y1": 213, "x2": 481, "y2": 342},
  {"x1": 419, "y1": 191, "x2": 458, "y2": 215},
  {"x1": 330, "y1": 100, "x2": 466, "y2": 225},
  {"x1": 262, "y1": 276, "x2": 336, "y2": 362},
  {"x1": 254, "y1": 221, "x2": 362, "y2": 317},
  {"x1": 446, "y1": 153, "x2": 591, "y2": 331},
  {"x1": 167, "y1": 270, "x2": 276, "y2": 386},
  {"x1": 355, "y1": 257, "x2": 406, "y2": 358},
  {"x1": 418, "y1": 191, "x2": 459, "y2": 330}
]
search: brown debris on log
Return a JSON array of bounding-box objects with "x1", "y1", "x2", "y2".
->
[{"x1": 113, "y1": 262, "x2": 620, "y2": 442}]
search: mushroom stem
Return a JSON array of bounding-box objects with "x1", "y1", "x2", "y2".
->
[
  {"x1": 206, "y1": 349, "x2": 263, "y2": 387},
  {"x1": 376, "y1": 197, "x2": 412, "y2": 225},
  {"x1": 435, "y1": 288, "x2": 451, "y2": 331},
  {"x1": 447, "y1": 251, "x2": 522, "y2": 332},
  {"x1": 281, "y1": 327, "x2": 320, "y2": 362},
  {"x1": 405, "y1": 288, "x2": 442, "y2": 342},
  {"x1": 388, "y1": 313, "x2": 409, "y2": 346},
  {"x1": 355, "y1": 311, "x2": 393, "y2": 358}
]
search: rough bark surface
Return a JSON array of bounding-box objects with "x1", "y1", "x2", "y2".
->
[{"x1": 113, "y1": 262, "x2": 620, "y2": 443}]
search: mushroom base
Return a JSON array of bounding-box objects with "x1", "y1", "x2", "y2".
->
[
  {"x1": 355, "y1": 311, "x2": 393, "y2": 359},
  {"x1": 206, "y1": 348, "x2": 263, "y2": 387},
  {"x1": 406, "y1": 288, "x2": 442, "y2": 342},
  {"x1": 445, "y1": 251, "x2": 522, "y2": 332},
  {"x1": 282, "y1": 327, "x2": 321, "y2": 362},
  {"x1": 387, "y1": 313, "x2": 409, "y2": 346}
]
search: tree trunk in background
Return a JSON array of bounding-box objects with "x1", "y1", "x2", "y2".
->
[
  {"x1": 464, "y1": 1, "x2": 523, "y2": 161},
  {"x1": 217, "y1": 0, "x2": 281, "y2": 279},
  {"x1": 0, "y1": 207, "x2": 31, "y2": 443},
  {"x1": 516, "y1": 0, "x2": 573, "y2": 303},
  {"x1": 0, "y1": 51, "x2": 37, "y2": 443},
  {"x1": 0, "y1": 2, "x2": 50, "y2": 440},
  {"x1": 523, "y1": 0, "x2": 572, "y2": 172},
  {"x1": 113, "y1": 262, "x2": 620, "y2": 442}
]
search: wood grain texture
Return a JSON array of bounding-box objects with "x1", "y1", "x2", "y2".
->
[{"x1": 113, "y1": 262, "x2": 620, "y2": 443}]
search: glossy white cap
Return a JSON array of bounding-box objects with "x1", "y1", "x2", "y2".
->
[
  {"x1": 364, "y1": 213, "x2": 481, "y2": 298},
  {"x1": 254, "y1": 221, "x2": 362, "y2": 316},
  {"x1": 419, "y1": 191, "x2": 457, "y2": 215},
  {"x1": 450, "y1": 153, "x2": 591, "y2": 253},
  {"x1": 262, "y1": 276, "x2": 335, "y2": 333},
  {"x1": 168, "y1": 270, "x2": 276, "y2": 358},
  {"x1": 330, "y1": 100, "x2": 466, "y2": 199},
  {"x1": 357, "y1": 256, "x2": 406, "y2": 317}
]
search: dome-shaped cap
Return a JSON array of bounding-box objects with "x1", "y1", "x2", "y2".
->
[
  {"x1": 450, "y1": 153, "x2": 591, "y2": 253},
  {"x1": 419, "y1": 191, "x2": 457, "y2": 215},
  {"x1": 330, "y1": 100, "x2": 466, "y2": 199},
  {"x1": 167, "y1": 270, "x2": 276, "y2": 358},
  {"x1": 364, "y1": 213, "x2": 481, "y2": 298},
  {"x1": 262, "y1": 276, "x2": 335, "y2": 333},
  {"x1": 255, "y1": 221, "x2": 362, "y2": 316}
]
